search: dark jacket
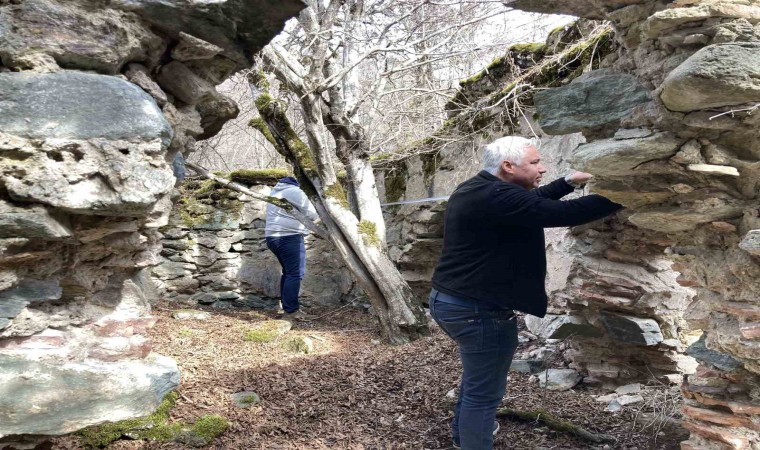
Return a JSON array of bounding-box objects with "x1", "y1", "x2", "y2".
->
[{"x1": 431, "y1": 170, "x2": 622, "y2": 317}]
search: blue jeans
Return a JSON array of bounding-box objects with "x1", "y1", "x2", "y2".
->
[
  {"x1": 265, "y1": 235, "x2": 306, "y2": 313},
  {"x1": 429, "y1": 289, "x2": 518, "y2": 450}
]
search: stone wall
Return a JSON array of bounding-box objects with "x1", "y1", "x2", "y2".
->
[
  {"x1": 0, "y1": 0, "x2": 303, "y2": 445},
  {"x1": 382, "y1": 2, "x2": 760, "y2": 448},
  {"x1": 154, "y1": 176, "x2": 356, "y2": 310}
]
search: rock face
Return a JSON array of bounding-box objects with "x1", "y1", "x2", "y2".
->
[
  {"x1": 154, "y1": 180, "x2": 356, "y2": 309},
  {"x1": 533, "y1": 71, "x2": 651, "y2": 135},
  {"x1": 660, "y1": 43, "x2": 760, "y2": 112},
  {"x1": 382, "y1": 3, "x2": 760, "y2": 448},
  {"x1": 0, "y1": 0, "x2": 302, "y2": 444}
]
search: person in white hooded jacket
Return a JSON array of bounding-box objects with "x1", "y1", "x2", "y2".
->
[{"x1": 264, "y1": 176, "x2": 319, "y2": 320}]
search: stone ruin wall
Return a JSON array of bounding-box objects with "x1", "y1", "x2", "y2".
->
[
  {"x1": 383, "y1": 1, "x2": 760, "y2": 448},
  {"x1": 0, "y1": 0, "x2": 303, "y2": 445},
  {"x1": 154, "y1": 176, "x2": 356, "y2": 310}
]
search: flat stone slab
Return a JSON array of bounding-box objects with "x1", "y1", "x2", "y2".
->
[
  {"x1": 171, "y1": 310, "x2": 210, "y2": 320},
  {"x1": 534, "y1": 71, "x2": 650, "y2": 135},
  {"x1": 0, "y1": 354, "x2": 179, "y2": 436},
  {"x1": 600, "y1": 312, "x2": 664, "y2": 346},
  {"x1": 569, "y1": 131, "x2": 681, "y2": 177},
  {"x1": 686, "y1": 334, "x2": 742, "y2": 372},
  {"x1": 525, "y1": 314, "x2": 602, "y2": 339},
  {"x1": 0, "y1": 71, "x2": 171, "y2": 144},
  {"x1": 615, "y1": 383, "x2": 641, "y2": 395}
]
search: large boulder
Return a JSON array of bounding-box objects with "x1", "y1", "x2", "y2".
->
[
  {"x1": 534, "y1": 71, "x2": 651, "y2": 135},
  {"x1": 0, "y1": 0, "x2": 162, "y2": 73},
  {"x1": 660, "y1": 43, "x2": 760, "y2": 112},
  {"x1": 0, "y1": 354, "x2": 179, "y2": 437},
  {"x1": 0, "y1": 71, "x2": 171, "y2": 144},
  {"x1": 110, "y1": 0, "x2": 305, "y2": 67}
]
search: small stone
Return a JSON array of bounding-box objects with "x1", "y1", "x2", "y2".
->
[
  {"x1": 671, "y1": 140, "x2": 704, "y2": 164},
  {"x1": 510, "y1": 359, "x2": 544, "y2": 374},
  {"x1": 605, "y1": 399, "x2": 622, "y2": 412},
  {"x1": 617, "y1": 394, "x2": 644, "y2": 406},
  {"x1": 615, "y1": 383, "x2": 641, "y2": 395},
  {"x1": 687, "y1": 164, "x2": 740, "y2": 177},
  {"x1": 172, "y1": 310, "x2": 210, "y2": 320},
  {"x1": 534, "y1": 369, "x2": 581, "y2": 391},
  {"x1": 661, "y1": 374, "x2": 684, "y2": 385},
  {"x1": 283, "y1": 336, "x2": 314, "y2": 354},
  {"x1": 683, "y1": 34, "x2": 710, "y2": 45},
  {"x1": 192, "y1": 292, "x2": 217, "y2": 305},
  {"x1": 710, "y1": 221, "x2": 736, "y2": 233},
  {"x1": 230, "y1": 391, "x2": 260, "y2": 408},
  {"x1": 596, "y1": 393, "x2": 618, "y2": 403}
]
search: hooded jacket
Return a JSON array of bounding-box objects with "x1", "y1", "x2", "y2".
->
[{"x1": 264, "y1": 177, "x2": 319, "y2": 237}]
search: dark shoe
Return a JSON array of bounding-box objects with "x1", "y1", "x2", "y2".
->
[
  {"x1": 284, "y1": 310, "x2": 315, "y2": 321},
  {"x1": 452, "y1": 420, "x2": 500, "y2": 449}
]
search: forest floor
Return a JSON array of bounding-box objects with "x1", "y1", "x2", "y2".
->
[{"x1": 51, "y1": 302, "x2": 689, "y2": 450}]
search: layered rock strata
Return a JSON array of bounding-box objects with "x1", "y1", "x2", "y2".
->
[
  {"x1": 154, "y1": 177, "x2": 356, "y2": 309},
  {"x1": 0, "y1": 0, "x2": 302, "y2": 444},
  {"x1": 383, "y1": 2, "x2": 760, "y2": 447}
]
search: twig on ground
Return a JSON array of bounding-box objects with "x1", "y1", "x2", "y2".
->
[{"x1": 497, "y1": 407, "x2": 616, "y2": 444}]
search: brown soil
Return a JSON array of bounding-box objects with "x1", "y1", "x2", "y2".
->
[{"x1": 50, "y1": 304, "x2": 688, "y2": 449}]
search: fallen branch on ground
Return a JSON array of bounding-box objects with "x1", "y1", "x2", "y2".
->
[
  {"x1": 184, "y1": 161, "x2": 328, "y2": 239},
  {"x1": 497, "y1": 407, "x2": 616, "y2": 444}
]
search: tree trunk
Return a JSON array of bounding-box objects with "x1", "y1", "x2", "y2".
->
[{"x1": 249, "y1": 75, "x2": 428, "y2": 344}]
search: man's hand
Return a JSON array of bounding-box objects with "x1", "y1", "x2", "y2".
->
[{"x1": 565, "y1": 171, "x2": 593, "y2": 187}]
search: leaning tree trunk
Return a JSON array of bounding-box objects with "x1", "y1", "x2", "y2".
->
[{"x1": 248, "y1": 73, "x2": 427, "y2": 344}]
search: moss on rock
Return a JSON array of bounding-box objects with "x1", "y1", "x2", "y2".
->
[{"x1": 77, "y1": 391, "x2": 181, "y2": 448}]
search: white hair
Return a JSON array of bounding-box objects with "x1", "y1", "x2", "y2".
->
[{"x1": 481, "y1": 136, "x2": 537, "y2": 175}]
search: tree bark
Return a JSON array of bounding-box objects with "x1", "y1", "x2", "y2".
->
[{"x1": 249, "y1": 74, "x2": 427, "y2": 344}]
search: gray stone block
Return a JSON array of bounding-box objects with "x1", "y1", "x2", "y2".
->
[
  {"x1": 534, "y1": 71, "x2": 651, "y2": 135},
  {"x1": 600, "y1": 312, "x2": 664, "y2": 346},
  {"x1": 0, "y1": 71, "x2": 171, "y2": 145}
]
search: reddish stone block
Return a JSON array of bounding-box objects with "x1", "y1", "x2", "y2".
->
[
  {"x1": 682, "y1": 420, "x2": 749, "y2": 449},
  {"x1": 715, "y1": 302, "x2": 760, "y2": 319},
  {"x1": 90, "y1": 317, "x2": 158, "y2": 337},
  {"x1": 682, "y1": 405, "x2": 759, "y2": 431}
]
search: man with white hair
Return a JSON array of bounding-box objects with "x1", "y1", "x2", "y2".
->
[{"x1": 430, "y1": 136, "x2": 622, "y2": 449}]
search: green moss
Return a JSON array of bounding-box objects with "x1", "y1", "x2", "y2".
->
[
  {"x1": 358, "y1": 220, "x2": 380, "y2": 247},
  {"x1": 191, "y1": 415, "x2": 228, "y2": 439},
  {"x1": 178, "y1": 328, "x2": 194, "y2": 337},
  {"x1": 509, "y1": 42, "x2": 546, "y2": 54},
  {"x1": 324, "y1": 183, "x2": 350, "y2": 209},
  {"x1": 248, "y1": 117, "x2": 276, "y2": 147},
  {"x1": 383, "y1": 162, "x2": 408, "y2": 203},
  {"x1": 228, "y1": 168, "x2": 289, "y2": 185},
  {"x1": 242, "y1": 395, "x2": 258, "y2": 404},
  {"x1": 244, "y1": 328, "x2": 279, "y2": 343},
  {"x1": 282, "y1": 336, "x2": 312, "y2": 353},
  {"x1": 77, "y1": 392, "x2": 180, "y2": 448}
]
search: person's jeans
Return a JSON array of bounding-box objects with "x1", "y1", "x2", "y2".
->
[
  {"x1": 429, "y1": 289, "x2": 518, "y2": 450},
  {"x1": 265, "y1": 234, "x2": 306, "y2": 313}
]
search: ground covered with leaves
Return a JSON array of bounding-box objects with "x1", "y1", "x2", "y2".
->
[{"x1": 51, "y1": 304, "x2": 688, "y2": 449}]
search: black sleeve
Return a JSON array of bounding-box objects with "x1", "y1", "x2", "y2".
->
[
  {"x1": 533, "y1": 178, "x2": 575, "y2": 200},
  {"x1": 493, "y1": 185, "x2": 623, "y2": 228}
]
